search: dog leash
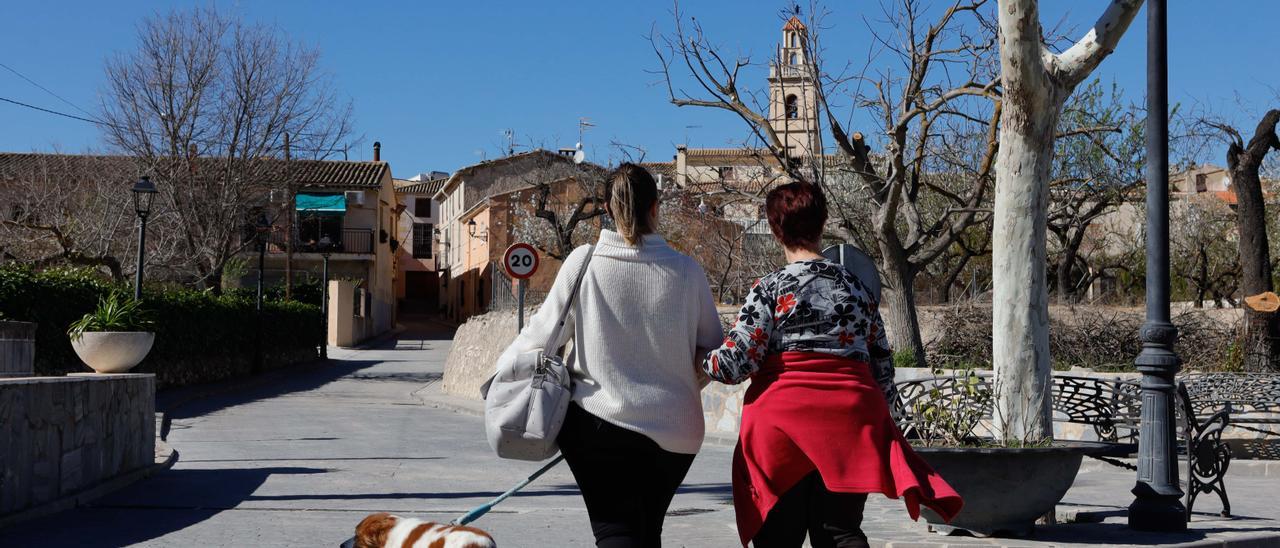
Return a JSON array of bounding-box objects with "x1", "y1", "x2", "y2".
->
[{"x1": 338, "y1": 455, "x2": 566, "y2": 547}]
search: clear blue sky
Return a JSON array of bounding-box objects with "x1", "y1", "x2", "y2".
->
[{"x1": 2, "y1": 1, "x2": 1277, "y2": 177}]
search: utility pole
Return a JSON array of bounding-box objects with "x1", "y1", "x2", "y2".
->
[{"x1": 284, "y1": 131, "x2": 294, "y2": 301}]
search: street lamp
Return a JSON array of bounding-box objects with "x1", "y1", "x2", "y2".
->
[
  {"x1": 1128, "y1": 0, "x2": 1186, "y2": 532},
  {"x1": 131, "y1": 176, "x2": 158, "y2": 301},
  {"x1": 467, "y1": 219, "x2": 486, "y2": 239},
  {"x1": 319, "y1": 235, "x2": 334, "y2": 360},
  {"x1": 255, "y1": 213, "x2": 271, "y2": 312}
]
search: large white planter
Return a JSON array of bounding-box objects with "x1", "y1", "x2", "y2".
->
[{"x1": 71, "y1": 331, "x2": 155, "y2": 374}]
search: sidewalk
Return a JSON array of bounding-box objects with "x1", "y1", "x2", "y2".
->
[{"x1": 2, "y1": 322, "x2": 1278, "y2": 547}]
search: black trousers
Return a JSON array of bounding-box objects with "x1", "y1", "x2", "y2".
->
[
  {"x1": 752, "y1": 472, "x2": 869, "y2": 548},
  {"x1": 556, "y1": 403, "x2": 696, "y2": 548}
]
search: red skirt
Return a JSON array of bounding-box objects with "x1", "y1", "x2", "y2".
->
[{"x1": 731, "y1": 352, "x2": 962, "y2": 546}]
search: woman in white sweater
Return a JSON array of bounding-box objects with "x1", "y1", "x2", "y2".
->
[{"x1": 499, "y1": 164, "x2": 723, "y2": 547}]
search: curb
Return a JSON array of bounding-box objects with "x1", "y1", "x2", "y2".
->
[
  {"x1": 1079, "y1": 456, "x2": 1280, "y2": 478},
  {"x1": 0, "y1": 434, "x2": 179, "y2": 530}
]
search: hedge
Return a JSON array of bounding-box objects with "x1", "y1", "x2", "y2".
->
[{"x1": 0, "y1": 265, "x2": 322, "y2": 388}]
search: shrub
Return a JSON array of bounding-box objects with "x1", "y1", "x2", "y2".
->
[
  {"x1": 927, "y1": 304, "x2": 1238, "y2": 372},
  {"x1": 0, "y1": 264, "x2": 321, "y2": 388}
]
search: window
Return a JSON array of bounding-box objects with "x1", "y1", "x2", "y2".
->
[
  {"x1": 413, "y1": 222, "x2": 433, "y2": 259},
  {"x1": 790, "y1": 33, "x2": 798, "y2": 48},
  {"x1": 718, "y1": 166, "x2": 736, "y2": 181},
  {"x1": 1195, "y1": 174, "x2": 1207, "y2": 192},
  {"x1": 789, "y1": 52, "x2": 798, "y2": 65},
  {"x1": 415, "y1": 198, "x2": 432, "y2": 218},
  {"x1": 785, "y1": 94, "x2": 799, "y2": 119}
]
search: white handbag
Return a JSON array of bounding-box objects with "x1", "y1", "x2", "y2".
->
[{"x1": 479, "y1": 245, "x2": 594, "y2": 461}]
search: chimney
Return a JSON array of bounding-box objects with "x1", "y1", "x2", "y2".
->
[{"x1": 373, "y1": 141, "x2": 381, "y2": 162}]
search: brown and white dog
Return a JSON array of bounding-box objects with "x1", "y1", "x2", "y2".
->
[{"x1": 354, "y1": 512, "x2": 496, "y2": 548}]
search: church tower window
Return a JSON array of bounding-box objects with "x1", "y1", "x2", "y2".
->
[{"x1": 785, "y1": 95, "x2": 799, "y2": 119}]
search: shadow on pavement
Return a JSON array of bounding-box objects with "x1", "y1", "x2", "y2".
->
[
  {"x1": 161, "y1": 359, "x2": 391, "y2": 422},
  {"x1": 0, "y1": 467, "x2": 327, "y2": 547}
]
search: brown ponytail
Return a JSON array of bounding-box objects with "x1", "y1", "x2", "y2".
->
[{"x1": 604, "y1": 163, "x2": 659, "y2": 245}]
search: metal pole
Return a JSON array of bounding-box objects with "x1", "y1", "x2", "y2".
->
[
  {"x1": 517, "y1": 279, "x2": 525, "y2": 333},
  {"x1": 321, "y1": 253, "x2": 330, "y2": 360},
  {"x1": 1128, "y1": 0, "x2": 1186, "y2": 532},
  {"x1": 134, "y1": 214, "x2": 148, "y2": 301},
  {"x1": 256, "y1": 240, "x2": 266, "y2": 312}
]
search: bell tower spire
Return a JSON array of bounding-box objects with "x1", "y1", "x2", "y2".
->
[{"x1": 768, "y1": 7, "x2": 818, "y2": 159}]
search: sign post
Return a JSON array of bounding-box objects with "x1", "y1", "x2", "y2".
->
[{"x1": 503, "y1": 243, "x2": 540, "y2": 333}]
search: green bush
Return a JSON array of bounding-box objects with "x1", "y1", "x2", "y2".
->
[{"x1": 0, "y1": 265, "x2": 321, "y2": 388}]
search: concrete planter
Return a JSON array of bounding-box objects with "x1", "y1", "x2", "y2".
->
[
  {"x1": 71, "y1": 331, "x2": 155, "y2": 374},
  {"x1": 914, "y1": 441, "x2": 1118, "y2": 537}
]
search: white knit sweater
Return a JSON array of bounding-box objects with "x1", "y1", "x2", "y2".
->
[{"x1": 496, "y1": 230, "x2": 724, "y2": 454}]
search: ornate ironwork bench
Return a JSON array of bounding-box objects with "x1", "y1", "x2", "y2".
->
[{"x1": 894, "y1": 372, "x2": 1249, "y2": 519}]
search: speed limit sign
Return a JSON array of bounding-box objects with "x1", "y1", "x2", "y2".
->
[{"x1": 503, "y1": 243, "x2": 540, "y2": 280}]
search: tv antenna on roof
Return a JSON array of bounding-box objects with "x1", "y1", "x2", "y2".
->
[{"x1": 502, "y1": 129, "x2": 521, "y2": 157}]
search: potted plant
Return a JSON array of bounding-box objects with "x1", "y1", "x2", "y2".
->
[
  {"x1": 68, "y1": 291, "x2": 156, "y2": 374},
  {"x1": 902, "y1": 370, "x2": 1120, "y2": 537}
]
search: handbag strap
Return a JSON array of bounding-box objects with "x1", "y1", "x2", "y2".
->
[{"x1": 542, "y1": 245, "x2": 595, "y2": 352}]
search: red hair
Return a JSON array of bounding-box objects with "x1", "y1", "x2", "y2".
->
[{"x1": 765, "y1": 182, "x2": 827, "y2": 249}]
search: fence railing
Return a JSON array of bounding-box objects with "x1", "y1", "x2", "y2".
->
[
  {"x1": 266, "y1": 228, "x2": 374, "y2": 254},
  {"x1": 490, "y1": 262, "x2": 548, "y2": 312}
]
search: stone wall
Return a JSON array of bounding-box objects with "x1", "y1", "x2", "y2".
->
[
  {"x1": 442, "y1": 310, "x2": 519, "y2": 398},
  {"x1": 0, "y1": 374, "x2": 155, "y2": 517}
]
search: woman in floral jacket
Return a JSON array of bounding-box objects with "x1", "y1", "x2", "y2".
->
[{"x1": 703, "y1": 182, "x2": 961, "y2": 548}]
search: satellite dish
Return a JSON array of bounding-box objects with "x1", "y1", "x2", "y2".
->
[
  {"x1": 572, "y1": 142, "x2": 585, "y2": 164},
  {"x1": 822, "y1": 244, "x2": 881, "y2": 301}
]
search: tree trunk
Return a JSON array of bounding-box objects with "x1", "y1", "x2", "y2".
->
[
  {"x1": 879, "y1": 245, "x2": 927, "y2": 368},
  {"x1": 1231, "y1": 110, "x2": 1280, "y2": 372},
  {"x1": 992, "y1": 91, "x2": 1062, "y2": 442}
]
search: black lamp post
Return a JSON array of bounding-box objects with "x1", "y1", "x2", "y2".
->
[
  {"x1": 131, "y1": 176, "x2": 158, "y2": 301},
  {"x1": 319, "y1": 236, "x2": 333, "y2": 360},
  {"x1": 255, "y1": 213, "x2": 271, "y2": 312},
  {"x1": 1128, "y1": 0, "x2": 1187, "y2": 532}
]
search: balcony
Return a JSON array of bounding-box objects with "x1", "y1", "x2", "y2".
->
[{"x1": 265, "y1": 228, "x2": 374, "y2": 254}]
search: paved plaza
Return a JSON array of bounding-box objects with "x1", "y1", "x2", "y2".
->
[{"x1": 1, "y1": 320, "x2": 1278, "y2": 547}]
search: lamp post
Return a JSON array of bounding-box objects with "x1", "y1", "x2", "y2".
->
[
  {"x1": 255, "y1": 213, "x2": 271, "y2": 312},
  {"x1": 131, "y1": 176, "x2": 158, "y2": 301},
  {"x1": 1128, "y1": 0, "x2": 1186, "y2": 532},
  {"x1": 319, "y1": 236, "x2": 333, "y2": 360}
]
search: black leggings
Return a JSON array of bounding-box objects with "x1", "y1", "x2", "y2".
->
[
  {"x1": 556, "y1": 403, "x2": 696, "y2": 548},
  {"x1": 753, "y1": 472, "x2": 869, "y2": 548}
]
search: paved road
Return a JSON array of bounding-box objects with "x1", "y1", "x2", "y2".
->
[{"x1": 2, "y1": 320, "x2": 1278, "y2": 547}]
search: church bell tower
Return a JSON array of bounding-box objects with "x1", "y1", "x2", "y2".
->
[{"x1": 768, "y1": 11, "x2": 819, "y2": 159}]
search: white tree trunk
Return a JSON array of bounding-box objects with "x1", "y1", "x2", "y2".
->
[
  {"x1": 992, "y1": 93, "x2": 1061, "y2": 442},
  {"x1": 992, "y1": 0, "x2": 1142, "y2": 443}
]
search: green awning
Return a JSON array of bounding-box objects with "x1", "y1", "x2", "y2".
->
[{"x1": 296, "y1": 193, "x2": 345, "y2": 213}]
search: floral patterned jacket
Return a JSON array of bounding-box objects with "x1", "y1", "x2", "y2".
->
[{"x1": 701, "y1": 258, "x2": 898, "y2": 404}]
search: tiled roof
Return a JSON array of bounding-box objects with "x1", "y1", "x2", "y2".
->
[
  {"x1": 783, "y1": 15, "x2": 806, "y2": 31},
  {"x1": 0, "y1": 152, "x2": 388, "y2": 189},
  {"x1": 283, "y1": 159, "x2": 387, "y2": 188},
  {"x1": 0, "y1": 152, "x2": 137, "y2": 181},
  {"x1": 395, "y1": 177, "x2": 447, "y2": 195},
  {"x1": 684, "y1": 147, "x2": 774, "y2": 159}
]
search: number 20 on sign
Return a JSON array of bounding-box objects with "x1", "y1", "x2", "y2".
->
[{"x1": 503, "y1": 243, "x2": 539, "y2": 333}]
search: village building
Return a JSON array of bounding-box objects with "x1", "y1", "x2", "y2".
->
[
  {"x1": 433, "y1": 149, "x2": 605, "y2": 322},
  {"x1": 393, "y1": 172, "x2": 448, "y2": 314}
]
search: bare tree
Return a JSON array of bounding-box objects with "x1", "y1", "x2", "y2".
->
[
  {"x1": 1197, "y1": 110, "x2": 1280, "y2": 371},
  {"x1": 992, "y1": 0, "x2": 1143, "y2": 441},
  {"x1": 98, "y1": 6, "x2": 355, "y2": 290},
  {"x1": 1047, "y1": 80, "x2": 1144, "y2": 303},
  {"x1": 0, "y1": 153, "x2": 182, "y2": 281},
  {"x1": 652, "y1": 1, "x2": 1003, "y2": 366},
  {"x1": 1170, "y1": 195, "x2": 1239, "y2": 308}
]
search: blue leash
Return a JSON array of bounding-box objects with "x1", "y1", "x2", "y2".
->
[{"x1": 338, "y1": 455, "x2": 566, "y2": 547}]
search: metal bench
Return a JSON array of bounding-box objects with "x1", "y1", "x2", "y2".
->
[{"x1": 894, "y1": 373, "x2": 1235, "y2": 519}]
